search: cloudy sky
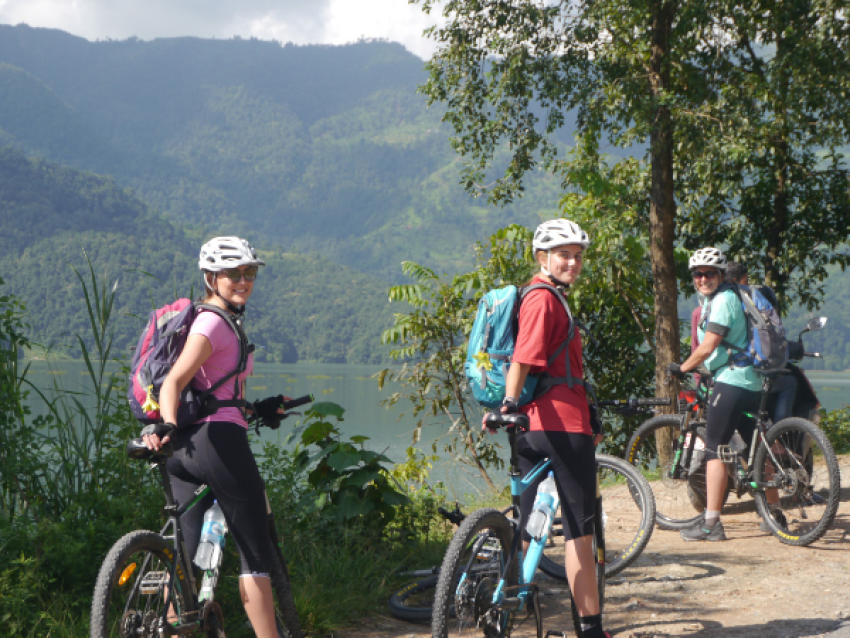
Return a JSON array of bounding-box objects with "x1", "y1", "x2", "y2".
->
[{"x1": 0, "y1": 0, "x2": 444, "y2": 59}]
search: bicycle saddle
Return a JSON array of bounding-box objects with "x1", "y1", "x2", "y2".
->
[
  {"x1": 484, "y1": 412, "x2": 529, "y2": 430},
  {"x1": 755, "y1": 367, "x2": 791, "y2": 376},
  {"x1": 127, "y1": 437, "x2": 174, "y2": 460}
]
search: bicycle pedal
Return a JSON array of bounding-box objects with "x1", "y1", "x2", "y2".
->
[
  {"x1": 545, "y1": 632, "x2": 567, "y2": 638},
  {"x1": 716, "y1": 444, "x2": 738, "y2": 464},
  {"x1": 139, "y1": 570, "x2": 168, "y2": 594}
]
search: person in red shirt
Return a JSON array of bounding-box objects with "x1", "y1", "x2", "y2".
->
[{"x1": 496, "y1": 219, "x2": 609, "y2": 638}]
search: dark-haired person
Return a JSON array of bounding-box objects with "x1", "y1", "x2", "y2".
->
[
  {"x1": 666, "y1": 247, "x2": 762, "y2": 542},
  {"x1": 725, "y1": 261, "x2": 795, "y2": 424},
  {"x1": 142, "y1": 236, "x2": 297, "y2": 638},
  {"x1": 487, "y1": 219, "x2": 609, "y2": 638}
]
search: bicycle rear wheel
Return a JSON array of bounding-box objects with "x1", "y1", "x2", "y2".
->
[
  {"x1": 626, "y1": 415, "x2": 719, "y2": 530},
  {"x1": 432, "y1": 508, "x2": 516, "y2": 638},
  {"x1": 539, "y1": 454, "x2": 655, "y2": 579},
  {"x1": 753, "y1": 417, "x2": 841, "y2": 546},
  {"x1": 90, "y1": 530, "x2": 192, "y2": 638}
]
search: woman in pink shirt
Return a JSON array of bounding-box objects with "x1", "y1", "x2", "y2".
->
[{"x1": 142, "y1": 236, "x2": 289, "y2": 638}]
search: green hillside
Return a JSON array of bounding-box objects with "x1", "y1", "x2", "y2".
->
[
  {"x1": 0, "y1": 24, "x2": 562, "y2": 280},
  {"x1": 0, "y1": 146, "x2": 392, "y2": 363}
]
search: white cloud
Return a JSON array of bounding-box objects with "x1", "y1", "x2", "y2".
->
[{"x1": 0, "y1": 0, "x2": 443, "y2": 59}]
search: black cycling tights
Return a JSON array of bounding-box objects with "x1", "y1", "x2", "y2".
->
[
  {"x1": 517, "y1": 430, "x2": 596, "y2": 542},
  {"x1": 704, "y1": 382, "x2": 761, "y2": 461},
  {"x1": 167, "y1": 421, "x2": 275, "y2": 576}
]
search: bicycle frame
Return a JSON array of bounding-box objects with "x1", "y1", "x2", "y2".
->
[
  {"x1": 487, "y1": 425, "x2": 603, "y2": 617},
  {"x1": 136, "y1": 455, "x2": 212, "y2": 633},
  {"x1": 672, "y1": 373, "x2": 800, "y2": 496}
]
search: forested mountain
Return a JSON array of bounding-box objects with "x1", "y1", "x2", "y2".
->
[
  {"x1": 0, "y1": 24, "x2": 562, "y2": 280},
  {"x1": 0, "y1": 146, "x2": 392, "y2": 363},
  {"x1": 0, "y1": 24, "x2": 847, "y2": 369}
]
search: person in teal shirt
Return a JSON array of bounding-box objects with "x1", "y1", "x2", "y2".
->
[{"x1": 666, "y1": 247, "x2": 762, "y2": 541}]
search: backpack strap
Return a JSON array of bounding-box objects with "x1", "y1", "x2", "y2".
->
[
  {"x1": 192, "y1": 303, "x2": 253, "y2": 417},
  {"x1": 520, "y1": 283, "x2": 583, "y2": 388}
]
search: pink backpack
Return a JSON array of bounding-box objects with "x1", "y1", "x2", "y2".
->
[{"x1": 128, "y1": 299, "x2": 250, "y2": 425}]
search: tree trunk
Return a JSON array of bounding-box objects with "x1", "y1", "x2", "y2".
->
[{"x1": 649, "y1": 0, "x2": 680, "y2": 407}]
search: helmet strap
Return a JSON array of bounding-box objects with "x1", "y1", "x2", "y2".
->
[
  {"x1": 539, "y1": 253, "x2": 570, "y2": 289},
  {"x1": 206, "y1": 272, "x2": 246, "y2": 316},
  {"x1": 215, "y1": 290, "x2": 246, "y2": 316}
]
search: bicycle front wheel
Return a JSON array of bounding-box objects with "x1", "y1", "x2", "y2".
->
[
  {"x1": 90, "y1": 530, "x2": 192, "y2": 638},
  {"x1": 432, "y1": 508, "x2": 517, "y2": 638},
  {"x1": 626, "y1": 415, "x2": 712, "y2": 530},
  {"x1": 268, "y1": 527, "x2": 303, "y2": 638},
  {"x1": 753, "y1": 417, "x2": 841, "y2": 546},
  {"x1": 539, "y1": 454, "x2": 655, "y2": 579}
]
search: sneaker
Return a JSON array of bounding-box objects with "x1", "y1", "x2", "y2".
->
[
  {"x1": 680, "y1": 519, "x2": 727, "y2": 542},
  {"x1": 799, "y1": 491, "x2": 825, "y2": 506},
  {"x1": 759, "y1": 510, "x2": 788, "y2": 532}
]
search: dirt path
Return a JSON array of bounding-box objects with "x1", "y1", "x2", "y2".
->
[{"x1": 349, "y1": 458, "x2": 850, "y2": 638}]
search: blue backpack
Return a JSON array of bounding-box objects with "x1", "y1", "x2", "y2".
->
[
  {"x1": 709, "y1": 283, "x2": 788, "y2": 371},
  {"x1": 465, "y1": 283, "x2": 584, "y2": 408}
]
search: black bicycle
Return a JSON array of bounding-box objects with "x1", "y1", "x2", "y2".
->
[
  {"x1": 626, "y1": 319, "x2": 841, "y2": 545},
  {"x1": 89, "y1": 396, "x2": 312, "y2": 638}
]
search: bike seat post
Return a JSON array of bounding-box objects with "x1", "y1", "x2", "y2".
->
[
  {"x1": 155, "y1": 458, "x2": 178, "y2": 510},
  {"x1": 506, "y1": 427, "x2": 524, "y2": 513}
]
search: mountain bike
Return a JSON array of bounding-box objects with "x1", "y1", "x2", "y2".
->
[
  {"x1": 90, "y1": 396, "x2": 312, "y2": 638},
  {"x1": 431, "y1": 412, "x2": 608, "y2": 638},
  {"x1": 389, "y1": 398, "x2": 661, "y2": 627},
  {"x1": 626, "y1": 335, "x2": 841, "y2": 545}
]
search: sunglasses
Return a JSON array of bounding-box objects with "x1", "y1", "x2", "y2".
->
[
  {"x1": 692, "y1": 270, "x2": 719, "y2": 280},
  {"x1": 219, "y1": 266, "x2": 259, "y2": 282}
]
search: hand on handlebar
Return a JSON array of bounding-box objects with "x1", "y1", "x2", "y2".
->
[
  {"x1": 251, "y1": 394, "x2": 294, "y2": 429},
  {"x1": 482, "y1": 397, "x2": 519, "y2": 433},
  {"x1": 665, "y1": 362, "x2": 687, "y2": 380}
]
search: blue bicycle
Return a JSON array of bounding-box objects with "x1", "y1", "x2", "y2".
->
[{"x1": 431, "y1": 412, "x2": 606, "y2": 638}]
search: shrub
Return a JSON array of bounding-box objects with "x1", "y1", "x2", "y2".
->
[{"x1": 819, "y1": 405, "x2": 850, "y2": 454}]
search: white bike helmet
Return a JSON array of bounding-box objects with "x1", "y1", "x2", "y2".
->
[
  {"x1": 198, "y1": 236, "x2": 265, "y2": 272},
  {"x1": 689, "y1": 247, "x2": 727, "y2": 271},
  {"x1": 532, "y1": 219, "x2": 590, "y2": 252}
]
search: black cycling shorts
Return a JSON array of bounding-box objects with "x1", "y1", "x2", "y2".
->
[
  {"x1": 167, "y1": 421, "x2": 275, "y2": 577},
  {"x1": 704, "y1": 382, "x2": 761, "y2": 461},
  {"x1": 517, "y1": 430, "x2": 596, "y2": 542}
]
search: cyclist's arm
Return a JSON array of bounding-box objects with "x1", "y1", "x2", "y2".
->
[
  {"x1": 503, "y1": 362, "x2": 532, "y2": 410},
  {"x1": 681, "y1": 331, "x2": 722, "y2": 373},
  {"x1": 144, "y1": 333, "x2": 213, "y2": 450}
]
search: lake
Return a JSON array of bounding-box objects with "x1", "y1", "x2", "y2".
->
[
  {"x1": 19, "y1": 360, "x2": 850, "y2": 496},
  {"x1": 19, "y1": 359, "x2": 498, "y2": 497}
]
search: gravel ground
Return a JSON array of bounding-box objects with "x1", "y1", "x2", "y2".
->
[{"x1": 348, "y1": 457, "x2": 850, "y2": 638}]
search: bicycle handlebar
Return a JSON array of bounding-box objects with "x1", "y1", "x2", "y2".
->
[
  {"x1": 597, "y1": 397, "x2": 672, "y2": 408},
  {"x1": 803, "y1": 351, "x2": 822, "y2": 359},
  {"x1": 128, "y1": 394, "x2": 315, "y2": 460},
  {"x1": 282, "y1": 394, "x2": 314, "y2": 410}
]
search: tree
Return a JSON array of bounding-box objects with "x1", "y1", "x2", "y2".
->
[
  {"x1": 675, "y1": 0, "x2": 850, "y2": 309},
  {"x1": 379, "y1": 261, "x2": 501, "y2": 491},
  {"x1": 415, "y1": 0, "x2": 850, "y2": 395},
  {"x1": 380, "y1": 215, "x2": 658, "y2": 480}
]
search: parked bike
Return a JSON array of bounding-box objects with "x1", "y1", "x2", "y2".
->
[
  {"x1": 626, "y1": 318, "x2": 841, "y2": 545},
  {"x1": 89, "y1": 396, "x2": 313, "y2": 638}
]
